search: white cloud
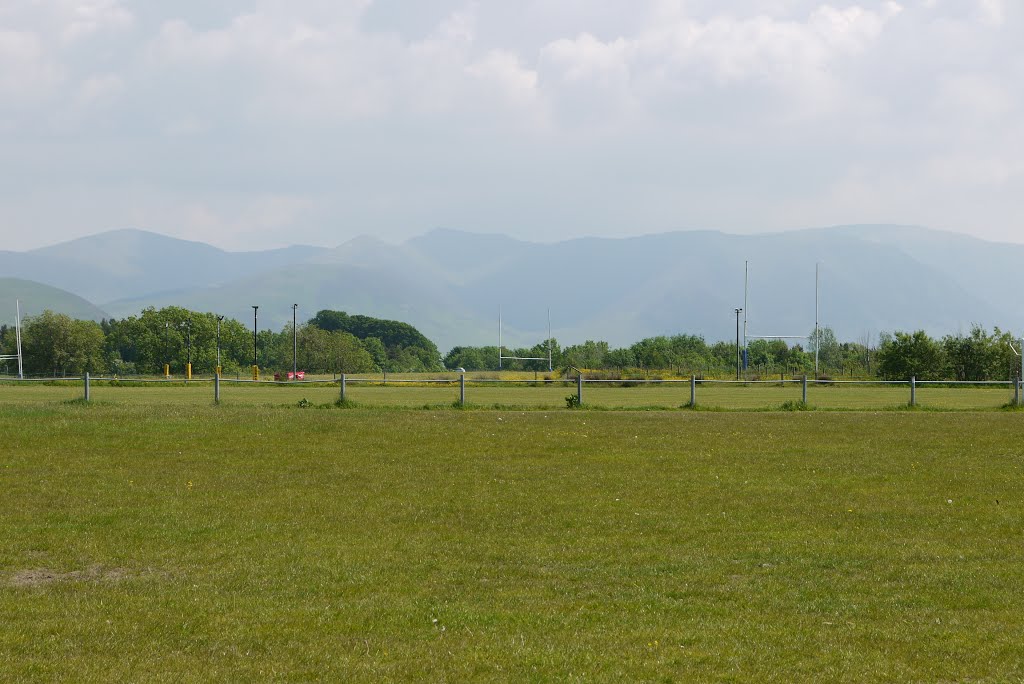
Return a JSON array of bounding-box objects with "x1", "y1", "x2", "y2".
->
[
  {"x1": 172, "y1": 195, "x2": 316, "y2": 247},
  {"x1": 77, "y1": 73, "x2": 124, "y2": 105},
  {"x1": 60, "y1": 0, "x2": 134, "y2": 42},
  {"x1": 0, "y1": 0, "x2": 1021, "y2": 250},
  {"x1": 465, "y1": 50, "x2": 539, "y2": 106},
  {"x1": 0, "y1": 30, "x2": 65, "y2": 105},
  {"x1": 977, "y1": 0, "x2": 1005, "y2": 26}
]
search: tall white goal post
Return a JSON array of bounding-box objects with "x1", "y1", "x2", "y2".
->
[
  {"x1": 743, "y1": 261, "x2": 821, "y2": 376},
  {"x1": 498, "y1": 306, "x2": 553, "y2": 371},
  {"x1": 0, "y1": 300, "x2": 24, "y2": 379}
]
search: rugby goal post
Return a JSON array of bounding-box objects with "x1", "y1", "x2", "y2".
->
[
  {"x1": 0, "y1": 300, "x2": 24, "y2": 379},
  {"x1": 744, "y1": 261, "x2": 821, "y2": 375},
  {"x1": 498, "y1": 306, "x2": 553, "y2": 371}
]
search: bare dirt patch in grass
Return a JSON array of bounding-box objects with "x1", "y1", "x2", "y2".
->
[{"x1": 8, "y1": 565, "x2": 133, "y2": 588}]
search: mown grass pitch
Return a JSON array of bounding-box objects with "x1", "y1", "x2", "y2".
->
[
  {"x1": 2, "y1": 402, "x2": 1023, "y2": 681},
  {"x1": 0, "y1": 378, "x2": 1018, "y2": 411}
]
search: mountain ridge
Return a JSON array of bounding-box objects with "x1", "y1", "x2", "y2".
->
[
  {"x1": 3, "y1": 225, "x2": 1019, "y2": 351},
  {"x1": 0, "y1": 278, "x2": 110, "y2": 325}
]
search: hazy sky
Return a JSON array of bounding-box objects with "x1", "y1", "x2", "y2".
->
[{"x1": 1, "y1": 0, "x2": 1021, "y2": 251}]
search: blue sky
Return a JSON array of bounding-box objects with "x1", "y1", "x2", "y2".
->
[{"x1": 1, "y1": 0, "x2": 1020, "y2": 250}]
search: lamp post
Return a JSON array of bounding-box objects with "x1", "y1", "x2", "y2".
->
[
  {"x1": 734, "y1": 308, "x2": 743, "y2": 380},
  {"x1": 164, "y1": 321, "x2": 169, "y2": 377},
  {"x1": 292, "y1": 303, "x2": 298, "y2": 380},
  {"x1": 216, "y1": 315, "x2": 224, "y2": 375},
  {"x1": 181, "y1": 318, "x2": 192, "y2": 380},
  {"x1": 252, "y1": 305, "x2": 259, "y2": 379}
]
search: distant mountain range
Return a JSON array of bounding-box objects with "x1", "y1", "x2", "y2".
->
[
  {"x1": 1, "y1": 225, "x2": 1019, "y2": 351},
  {"x1": 0, "y1": 278, "x2": 110, "y2": 325}
]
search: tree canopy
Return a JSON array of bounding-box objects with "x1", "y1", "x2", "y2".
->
[
  {"x1": 3, "y1": 305, "x2": 1021, "y2": 382},
  {"x1": 309, "y1": 310, "x2": 442, "y2": 371}
]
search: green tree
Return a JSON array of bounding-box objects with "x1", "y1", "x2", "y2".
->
[
  {"x1": 989, "y1": 328, "x2": 1023, "y2": 380},
  {"x1": 747, "y1": 339, "x2": 791, "y2": 372},
  {"x1": 562, "y1": 340, "x2": 610, "y2": 369},
  {"x1": 941, "y1": 326, "x2": 996, "y2": 381},
  {"x1": 309, "y1": 310, "x2": 442, "y2": 371},
  {"x1": 809, "y1": 327, "x2": 842, "y2": 374},
  {"x1": 631, "y1": 336, "x2": 674, "y2": 369},
  {"x1": 522, "y1": 338, "x2": 560, "y2": 371},
  {"x1": 21, "y1": 311, "x2": 106, "y2": 376},
  {"x1": 709, "y1": 341, "x2": 736, "y2": 372},
  {"x1": 105, "y1": 307, "x2": 253, "y2": 375},
  {"x1": 361, "y1": 337, "x2": 388, "y2": 371},
  {"x1": 271, "y1": 324, "x2": 375, "y2": 374},
  {"x1": 443, "y1": 346, "x2": 500, "y2": 371},
  {"x1": 941, "y1": 326, "x2": 1022, "y2": 381},
  {"x1": 668, "y1": 334, "x2": 710, "y2": 373},
  {"x1": 604, "y1": 347, "x2": 636, "y2": 369},
  {"x1": 876, "y1": 331, "x2": 945, "y2": 381}
]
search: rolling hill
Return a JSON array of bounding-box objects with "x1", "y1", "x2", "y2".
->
[
  {"x1": 0, "y1": 229, "x2": 320, "y2": 305},
  {"x1": 0, "y1": 278, "x2": 109, "y2": 325},
  {"x1": 7, "y1": 225, "x2": 1021, "y2": 351}
]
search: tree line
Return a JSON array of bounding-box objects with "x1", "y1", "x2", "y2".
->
[
  {"x1": 444, "y1": 328, "x2": 868, "y2": 377},
  {"x1": 874, "y1": 327, "x2": 1021, "y2": 381},
  {"x1": 1, "y1": 308, "x2": 1020, "y2": 381},
  {"x1": 0, "y1": 308, "x2": 443, "y2": 377}
]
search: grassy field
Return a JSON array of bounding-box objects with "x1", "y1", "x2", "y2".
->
[
  {"x1": 2, "y1": 399, "x2": 1024, "y2": 681},
  {"x1": 0, "y1": 378, "x2": 1017, "y2": 411}
]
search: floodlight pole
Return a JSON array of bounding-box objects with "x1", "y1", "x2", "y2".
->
[
  {"x1": 743, "y1": 260, "x2": 749, "y2": 353},
  {"x1": 498, "y1": 305, "x2": 502, "y2": 370},
  {"x1": 735, "y1": 308, "x2": 743, "y2": 380},
  {"x1": 814, "y1": 262, "x2": 820, "y2": 377},
  {"x1": 292, "y1": 303, "x2": 298, "y2": 380},
  {"x1": 180, "y1": 318, "x2": 192, "y2": 381},
  {"x1": 547, "y1": 307, "x2": 552, "y2": 372}
]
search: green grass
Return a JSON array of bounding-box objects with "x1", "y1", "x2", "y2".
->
[
  {"x1": 2, "y1": 402, "x2": 1024, "y2": 681},
  {"x1": 0, "y1": 379, "x2": 1017, "y2": 411}
]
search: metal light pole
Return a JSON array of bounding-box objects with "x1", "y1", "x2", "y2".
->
[
  {"x1": 814, "y1": 262, "x2": 820, "y2": 377},
  {"x1": 292, "y1": 304, "x2": 298, "y2": 380},
  {"x1": 164, "y1": 321, "x2": 169, "y2": 377},
  {"x1": 216, "y1": 315, "x2": 224, "y2": 375},
  {"x1": 180, "y1": 318, "x2": 192, "y2": 380},
  {"x1": 252, "y1": 305, "x2": 259, "y2": 379},
  {"x1": 735, "y1": 308, "x2": 743, "y2": 380}
]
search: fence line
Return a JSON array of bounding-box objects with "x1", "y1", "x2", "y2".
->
[
  {"x1": 1, "y1": 375, "x2": 1016, "y2": 386},
  {"x1": 1, "y1": 374, "x2": 1021, "y2": 408}
]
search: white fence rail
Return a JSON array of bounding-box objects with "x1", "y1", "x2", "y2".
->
[{"x1": 1, "y1": 373, "x2": 1022, "y2": 409}]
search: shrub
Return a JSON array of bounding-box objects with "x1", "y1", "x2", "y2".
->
[{"x1": 778, "y1": 400, "x2": 813, "y2": 412}]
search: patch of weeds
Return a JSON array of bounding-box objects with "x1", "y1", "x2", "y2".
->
[
  {"x1": 597, "y1": 405, "x2": 661, "y2": 411},
  {"x1": 885, "y1": 403, "x2": 942, "y2": 412},
  {"x1": 999, "y1": 401, "x2": 1024, "y2": 411},
  {"x1": 778, "y1": 400, "x2": 814, "y2": 412},
  {"x1": 565, "y1": 394, "x2": 581, "y2": 409},
  {"x1": 333, "y1": 398, "x2": 360, "y2": 409},
  {"x1": 296, "y1": 398, "x2": 312, "y2": 408}
]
